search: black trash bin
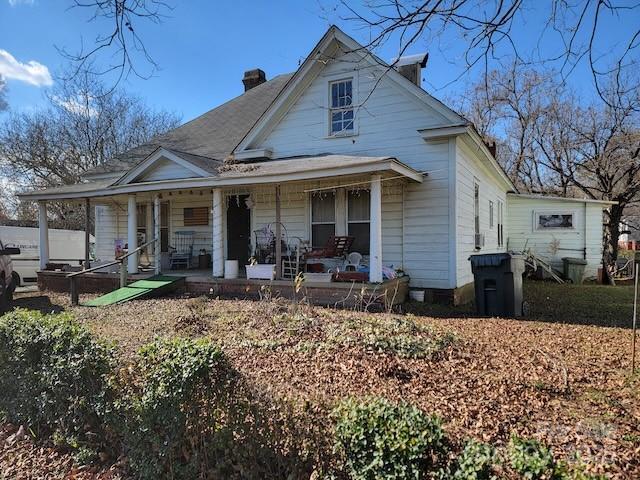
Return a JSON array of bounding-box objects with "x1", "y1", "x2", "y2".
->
[{"x1": 469, "y1": 253, "x2": 525, "y2": 317}]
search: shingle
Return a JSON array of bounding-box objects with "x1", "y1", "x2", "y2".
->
[{"x1": 88, "y1": 73, "x2": 293, "y2": 175}]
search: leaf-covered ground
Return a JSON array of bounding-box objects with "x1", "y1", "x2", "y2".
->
[{"x1": 2, "y1": 282, "x2": 640, "y2": 479}]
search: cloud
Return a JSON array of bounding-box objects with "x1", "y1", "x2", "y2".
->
[
  {"x1": 52, "y1": 94, "x2": 98, "y2": 117},
  {"x1": 0, "y1": 49, "x2": 52, "y2": 87},
  {"x1": 8, "y1": 0, "x2": 35, "y2": 6}
]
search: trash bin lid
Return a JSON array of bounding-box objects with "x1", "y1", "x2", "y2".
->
[
  {"x1": 469, "y1": 253, "x2": 517, "y2": 267},
  {"x1": 562, "y1": 257, "x2": 588, "y2": 265}
]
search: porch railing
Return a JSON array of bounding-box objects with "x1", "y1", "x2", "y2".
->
[{"x1": 66, "y1": 237, "x2": 159, "y2": 305}]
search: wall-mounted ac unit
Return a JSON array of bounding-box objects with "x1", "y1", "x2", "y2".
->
[{"x1": 474, "y1": 233, "x2": 485, "y2": 249}]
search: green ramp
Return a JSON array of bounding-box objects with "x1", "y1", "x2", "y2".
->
[{"x1": 83, "y1": 275, "x2": 184, "y2": 307}]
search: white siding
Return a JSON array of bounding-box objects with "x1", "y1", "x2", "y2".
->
[
  {"x1": 135, "y1": 158, "x2": 201, "y2": 182},
  {"x1": 94, "y1": 202, "x2": 128, "y2": 262},
  {"x1": 249, "y1": 51, "x2": 454, "y2": 288},
  {"x1": 507, "y1": 196, "x2": 605, "y2": 278},
  {"x1": 455, "y1": 139, "x2": 509, "y2": 286}
]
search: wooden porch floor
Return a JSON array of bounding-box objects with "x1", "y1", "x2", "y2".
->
[{"x1": 37, "y1": 270, "x2": 410, "y2": 308}]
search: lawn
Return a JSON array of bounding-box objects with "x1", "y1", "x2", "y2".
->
[{"x1": 2, "y1": 280, "x2": 639, "y2": 478}]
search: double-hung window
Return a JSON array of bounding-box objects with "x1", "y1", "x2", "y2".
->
[
  {"x1": 347, "y1": 190, "x2": 370, "y2": 254},
  {"x1": 311, "y1": 192, "x2": 336, "y2": 248},
  {"x1": 497, "y1": 200, "x2": 504, "y2": 247},
  {"x1": 474, "y1": 181, "x2": 481, "y2": 249},
  {"x1": 329, "y1": 79, "x2": 354, "y2": 135}
]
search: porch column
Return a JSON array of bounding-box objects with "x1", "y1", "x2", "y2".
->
[
  {"x1": 369, "y1": 174, "x2": 383, "y2": 283},
  {"x1": 38, "y1": 201, "x2": 49, "y2": 271},
  {"x1": 275, "y1": 185, "x2": 282, "y2": 279},
  {"x1": 127, "y1": 195, "x2": 138, "y2": 274},
  {"x1": 84, "y1": 198, "x2": 91, "y2": 269},
  {"x1": 153, "y1": 194, "x2": 161, "y2": 275},
  {"x1": 212, "y1": 188, "x2": 224, "y2": 277}
]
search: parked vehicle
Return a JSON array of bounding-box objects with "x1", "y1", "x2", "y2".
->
[
  {"x1": 0, "y1": 226, "x2": 94, "y2": 286},
  {"x1": 0, "y1": 238, "x2": 20, "y2": 313}
]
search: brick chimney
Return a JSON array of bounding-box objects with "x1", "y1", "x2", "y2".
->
[{"x1": 242, "y1": 69, "x2": 267, "y2": 91}]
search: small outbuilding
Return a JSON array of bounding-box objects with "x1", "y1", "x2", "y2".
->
[{"x1": 506, "y1": 193, "x2": 615, "y2": 280}]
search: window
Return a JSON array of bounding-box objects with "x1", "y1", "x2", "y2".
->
[
  {"x1": 497, "y1": 200, "x2": 504, "y2": 247},
  {"x1": 329, "y1": 79, "x2": 354, "y2": 135},
  {"x1": 311, "y1": 192, "x2": 336, "y2": 248},
  {"x1": 489, "y1": 201, "x2": 494, "y2": 228},
  {"x1": 474, "y1": 181, "x2": 481, "y2": 249},
  {"x1": 183, "y1": 206, "x2": 209, "y2": 226},
  {"x1": 348, "y1": 190, "x2": 370, "y2": 254},
  {"x1": 136, "y1": 204, "x2": 147, "y2": 245},
  {"x1": 160, "y1": 202, "x2": 169, "y2": 252},
  {"x1": 536, "y1": 212, "x2": 574, "y2": 230}
]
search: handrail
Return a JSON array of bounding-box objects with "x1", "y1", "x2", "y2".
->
[
  {"x1": 67, "y1": 237, "x2": 159, "y2": 305},
  {"x1": 67, "y1": 237, "x2": 158, "y2": 278}
]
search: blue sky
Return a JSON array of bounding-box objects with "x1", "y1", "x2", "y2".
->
[{"x1": 0, "y1": 0, "x2": 637, "y2": 122}]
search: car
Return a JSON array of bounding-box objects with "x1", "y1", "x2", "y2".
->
[{"x1": 0, "y1": 239, "x2": 21, "y2": 313}]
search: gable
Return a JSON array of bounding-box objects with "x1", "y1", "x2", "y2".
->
[
  {"x1": 113, "y1": 148, "x2": 213, "y2": 185},
  {"x1": 134, "y1": 157, "x2": 204, "y2": 183},
  {"x1": 245, "y1": 45, "x2": 457, "y2": 161},
  {"x1": 235, "y1": 26, "x2": 464, "y2": 157}
]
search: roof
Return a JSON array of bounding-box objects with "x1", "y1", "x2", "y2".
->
[
  {"x1": 87, "y1": 73, "x2": 293, "y2": 175},
  {"x1": 19, "y1": 155, "x2": 423, "y2": 201},
  {"x1": 508, "y1": 193, "x2": 617, "y2": 206}
]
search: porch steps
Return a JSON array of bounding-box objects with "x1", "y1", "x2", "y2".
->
[{"x1": 83, "y1": 275, "x2": 184, "y2": 307}]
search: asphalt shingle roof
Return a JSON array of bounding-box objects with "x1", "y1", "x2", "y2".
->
[{"x1": 88, "y1": 73, "x2": 293, "y2": 175}]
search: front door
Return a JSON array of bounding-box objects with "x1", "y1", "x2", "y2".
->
[{"x1": 226, "y1": 195, "x2": 251, "y2": 268}]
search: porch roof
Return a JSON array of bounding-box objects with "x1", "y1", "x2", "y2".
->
[{"x1": 19, "y1": 154, "x2": 424, "y2": 201}]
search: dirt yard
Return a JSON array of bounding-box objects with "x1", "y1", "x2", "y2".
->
[{"x1": 2, "y1": 283, "x2": 640, "y2": 479}]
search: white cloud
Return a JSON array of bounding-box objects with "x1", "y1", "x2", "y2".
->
[
  {"x1": 52, "y1": 94, "x2": 98, "y2": 117},
  {"x1": 0, "y1": 49, "x2": 52, "y2": 87},
  {"x1": 8, "y1": 0, "x2": 35, "y2": 6}
]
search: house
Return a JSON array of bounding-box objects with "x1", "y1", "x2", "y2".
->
[{"x1": 19, "y1": 26, "x2": 614, "y2": 304}]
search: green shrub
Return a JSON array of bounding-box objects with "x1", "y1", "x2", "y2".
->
[
  {"x1": 118, "y1": 337, "x2": 227, "y2": 479},
  {"x1": 333, "y1": 397, "x2": 444, "y2": 480},
  {"x1": 450, "y1": 439, "x2": 496, "y2": 480},
  {"x1": 0, "y1": 309, "x2": 115, "y2": 458},
  {"x1": 507, "y1": 436, "x2": 555, "y2": 479}
]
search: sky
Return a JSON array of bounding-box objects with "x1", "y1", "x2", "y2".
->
[{"x1": 0, "y1": 0, "x2": 638, "y2": 123}]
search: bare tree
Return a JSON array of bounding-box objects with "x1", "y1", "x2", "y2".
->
[
  {"x1": 0, "y1": 67, "x2": 180, "y2": 226},
  {"x1": 337, "y1": 1, "x2": 640, "y2": 107},
  {"x1": 59, "y1": 0, "x2": 173, "y2": 86}
]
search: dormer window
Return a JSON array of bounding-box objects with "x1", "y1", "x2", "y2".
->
[{"x1": 329, "y1": 79, "x2": 354, "y2": 135}]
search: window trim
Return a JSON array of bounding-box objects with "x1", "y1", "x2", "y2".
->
[
  {"x1": 497, "y1": 200, "x2": 504, "y2": 247},
  {"x1": 310, "y1": 191, "x2": 337, "y2": 248},
  {"x1": 473, "y1": 180, "x2": 481, "y2": 250},
  {"x1": 327, "y1": 76, "x2": 357, "y2": 137},
  {"x1": 534, "y1": 210, "x2": 576, "y2": 231},
  {"x1": 489, "y1": 200, "x2": 494, "y2": 229}
]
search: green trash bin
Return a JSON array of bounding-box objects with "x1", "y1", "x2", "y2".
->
[{"x1": 562, "y1": 257, "x2": 587, "y2": 284}]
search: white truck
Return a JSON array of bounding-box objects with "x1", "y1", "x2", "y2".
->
[
  {"x1": 0, "y1": 226, "x2": 94, "y2": 286},
  {"x1": 0, "y1": 238, "x2": 20, "y2": 312}
]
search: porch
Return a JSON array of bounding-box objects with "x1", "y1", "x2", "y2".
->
[
  {"x1": 37, "y1": 269, "x2": 410, "y2": 307},
  {"x1": 25, "y1": 154, "x2": 423, "y2": 304}
]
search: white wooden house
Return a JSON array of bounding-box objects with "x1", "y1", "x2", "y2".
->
[{"x1": 20, "y1": 26, "x2": 613, "y2": 303}]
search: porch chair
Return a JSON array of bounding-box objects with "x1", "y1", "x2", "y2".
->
[
  {"x1": 304, "y1": 235, "x2": 355, "y2": 259},
  {"x1": 169, "y1": 231, "x2": 195, "y2": 270},
  {"x1": 343, "y1": 252, "x2": 363, "y2": 271}
]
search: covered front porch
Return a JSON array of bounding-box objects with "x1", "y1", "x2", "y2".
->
[{"x1": 24, "y1": 154, "x2": 423, "y2": 304}]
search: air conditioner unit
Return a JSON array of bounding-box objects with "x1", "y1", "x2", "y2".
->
[{"x1": 474, "y1": 233, "x2": 485, "y2": 249}]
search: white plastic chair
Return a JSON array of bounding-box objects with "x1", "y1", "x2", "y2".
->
[{"x1": 344, "y1": 252, "x2": 362, "y2": 271}]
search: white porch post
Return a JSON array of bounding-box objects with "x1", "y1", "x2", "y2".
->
[
  {"x1": 153, "y1": 194, "x2": 161, "y2": 275},
  {"x1": 38, "y1": 201, "x2": 49, "y2": 271},
  {"x1": 369, "y1": 174, "x2": 383, "y2": 283},
  {"x1": 127, "y1": 195, "x2": 139, "y2": 274},
  {"x1": 212, "y1": 188, "x2": 224, "y2": 277}
]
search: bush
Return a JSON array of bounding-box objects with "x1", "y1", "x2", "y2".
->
[
  {"x1": 118, "y1": 337, "x2": 227, "y2": 479},
  {"x1": 450, "y1": 439, "x2": 496, "y2": 480},
  {"x1": 333, "y1": 397, "x2": 443, "y2": 480},
  {"x1": 0, "y1": 309, "x2": 115, "y2": 458},
  {"x1": 507, "y1": 436, "x2": 555, "y2": 479}
]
